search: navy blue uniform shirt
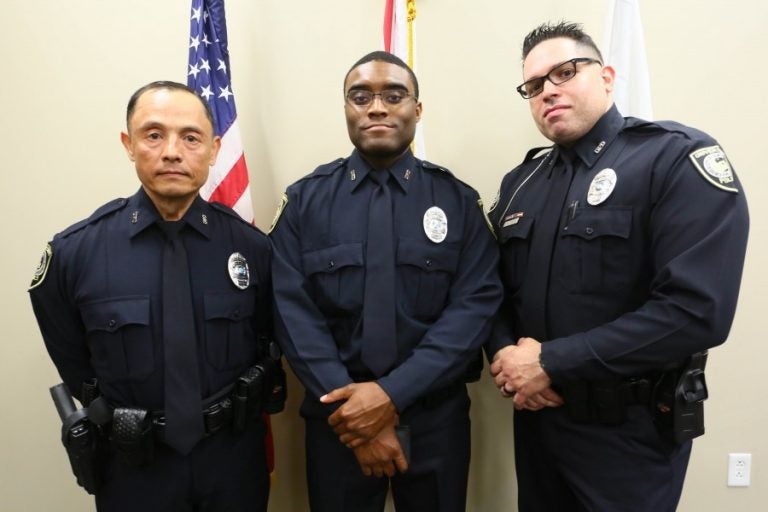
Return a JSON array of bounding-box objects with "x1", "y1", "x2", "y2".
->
[
  {"x1": 271, "y1": 149, "x2": 502, "y2": 413},
  {"x1": 488, "y1": 105, "x2": 749, "y2": 383},
  {"x1": 29, "y1": 188, "x2": 272, "y2": 409}
]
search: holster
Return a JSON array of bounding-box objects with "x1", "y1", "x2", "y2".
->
[
  {"x1": 111, "y1": 407, "x2": 154, "y2": 467},
  {"x1": 653, "y1": 351, "x2": 708, "y2": 443},
  {"x1": 50, "y1": 383, "x2": 106, "y2": 495}
]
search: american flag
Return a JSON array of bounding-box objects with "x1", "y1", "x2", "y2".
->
[{"x1": 187, "y1": 0, "x2": 253, "y2": 221}]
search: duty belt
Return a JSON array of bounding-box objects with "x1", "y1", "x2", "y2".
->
[{"x1": 559, "y1": 377, "x2": 655, "y2": 425}]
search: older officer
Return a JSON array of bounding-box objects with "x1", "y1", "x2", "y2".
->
[
  {"x1": 488, "y1": 22, "x2": 749, "y2": 511},
  {"x1": 29, "y1": 81, "x2": 278, "y2": 511},
  {"x1": 270, "y1": 51, "x2": 502, "y2": 512}
]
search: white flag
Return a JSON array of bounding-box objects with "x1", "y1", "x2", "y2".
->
[{"x1": 603, "y1": 0, "x2": 653, "y2": 120}]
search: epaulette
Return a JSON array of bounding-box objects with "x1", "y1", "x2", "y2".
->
[
  {"x1": 523, "y1": 145, "x2": 554, "y2": 164},
  {"x1": 58, "y1": 198, "x2": 128, "y2": 239},
  {"x1": 303, "y1": 158, "x2": 347, "y2": 180},
  {"x1": 421, "y1": 159, "x2": 454, "y2": 176},
  {"x1": 209, "y1": 202, "x2": 263, "y2": 232},
  {"x1": 623, "y1": 117, "x2": 700, "y2": 140}
]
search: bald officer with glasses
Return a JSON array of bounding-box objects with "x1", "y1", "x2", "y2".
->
[
  {"x1": 270, "y1": 51, "x2": 502, "y2": 512},
  {"x1": 487, "y1": 21, "x2": 749, "y2": 511}
]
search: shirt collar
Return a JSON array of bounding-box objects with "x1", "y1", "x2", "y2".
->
[
  {"x1": 126, "y1": 188, "x2": 212, "y2": 240},
  {"x1": 564, "y1": 103, "x2": 624, "y2": 169},
  {"x1": 347, "y1": 148, "x2": 416, "y2": 193}
]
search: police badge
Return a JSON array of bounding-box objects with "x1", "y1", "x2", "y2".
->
[
  {"x1": 228, "y1": 252, "x2": 250, "y2": 290},
  {"x1": 423, "y1": 206, "x2": 448, "y2": 243}
]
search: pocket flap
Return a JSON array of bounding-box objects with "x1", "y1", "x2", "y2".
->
[
  {"x1": 302, "y1": 243, "x2": 364, "y2": 274},
  {"x1": 204, "y1": 291, "x2": 256, "y2": 321},
  {"x1": 396, "y1": 238, "x2": 460, "y2": 272},
  {"x1": 81, "y1": 296, "x2": 150, "y2": 333},
  {"x1": 499, "y1": 216, "x2": 534, "y2": 243},
  {"x1": 565, "y1": 207, "x2": 632, "y2": 240}
]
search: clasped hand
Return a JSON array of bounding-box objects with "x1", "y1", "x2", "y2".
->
[
  {"x1": 321, "y1": 381, "x2": 408, "y2": 477},
  {"x1": 489, "y1": 337, "x2": 564, "y2": 411}
]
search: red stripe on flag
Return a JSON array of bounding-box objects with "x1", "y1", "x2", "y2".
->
[
  {"x1": 208, "y1": 153, "x2": 249, "y2": 209},
  {"x1": 383, "y1": 0, "x2": 394, "y2": 52}
]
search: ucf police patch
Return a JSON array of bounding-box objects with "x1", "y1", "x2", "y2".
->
[
  {"x1": 29, "y1": 244, "x2": 53, "y2": 290},
  {"x1": 689, "y1": 145, "x2": 739, "y2": 193}
]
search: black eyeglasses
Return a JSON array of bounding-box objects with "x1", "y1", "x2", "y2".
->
[
  {"x1": 516, "y1": 58, "x2": 602, "y2": 99},
  {"x1": 345, "y1": 89, "x2": 416, "y2": 107}
]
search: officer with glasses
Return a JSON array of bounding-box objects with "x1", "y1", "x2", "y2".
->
[
  {"x1": 270, "y1": 51, "x2": 502, "y2": 512},
  {"x1": 487, "y1": 21, "x2": 749, "y2": 511}
]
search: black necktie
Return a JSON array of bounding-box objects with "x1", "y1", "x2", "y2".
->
[
  {"x1": 160, "y1": 221, "x2": 204, "y2": 454},
  {"x1": 361, "y1": 170, "x2": 398, "y2": 377},
  {"x1": 523, "y1": 150, "x2": 575, "y2": 341}
]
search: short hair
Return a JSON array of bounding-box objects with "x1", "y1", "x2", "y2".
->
[
  {"x1": 343, "y1": 51, "x2": 420, "y2": 99},
  {"x1": 125, "y1": 80, "x2": 215, "y2": 132},
  {"x1": 521, "y1": 21, "x2": 603, "y2": 63}
]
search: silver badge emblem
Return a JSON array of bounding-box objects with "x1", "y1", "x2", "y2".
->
[
  {"x1": 228, "y1": 252, "x2": 250, "y2": 290},
  {"x1": 423, "y1": 206, "x2": 448, "y2": 243},
  {"x1": 587, "y1": 168, "x2": 617, "y2": 206}
]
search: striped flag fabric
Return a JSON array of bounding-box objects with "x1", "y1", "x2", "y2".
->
[
  {"x1": 187, "y1": 0, "x2": 275, "y2": 473},
  {"x1": 187, "y1": 0, "x2": 254, "y2": 221},
  {"x1": 602, "y1": 0, "x2": 653, "y2": 120},
  {"x1": 383, "y1": 0, "x2": 426, "y2": 158}
]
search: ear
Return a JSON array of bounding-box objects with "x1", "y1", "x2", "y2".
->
[
  {"x1": 120, "y1": 132, "x2": 135, "y2": 161},
  {"x1": 209, "y1": 135, "x2": 222, "y2": 166},
  {"x1": 414, "y1": 101, "x2": 423, "y2": 123},
  {"x1": 601, "y1": 65, "x2": 616, "y2": 94}
]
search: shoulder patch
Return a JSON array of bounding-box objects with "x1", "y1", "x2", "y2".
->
[
  {"x1": 477, "y1": 199, "x2": 497, "y2": 239},
  {"x1": 487, "y1": 188, "x2": 500, "y2": 214},
  {"x1": 59, "y1": 198, "x2": 127, "y2": 238},
  {"x1": 29, "y1": 243, "x2": 53, "y2": 290},
  {"x1": 268, "y1": 193, "x2": 289, "y2": 234},
  {"x1": 689, "y1": 145, "x2": 738, "y2": 193}
]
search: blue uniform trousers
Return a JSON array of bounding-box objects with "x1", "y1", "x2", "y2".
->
[
  {"x1": 95, "y1": 420, "x2": 269, "y2": 512},
  {"x1": 514, "y1": 406, "x2": 691, "y2": 512},
  {"x1": 305, "y1": 386, "x2": 471, "y2": 512}
]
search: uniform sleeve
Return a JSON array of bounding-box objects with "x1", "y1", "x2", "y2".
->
[
  {"x1": 486, "y1": 172, "x2": 518, "y2": 359},
  {"x1": 377, "y1": 192, "x2": 503, "y2": 411},
  {"x1": 270, "y1": 190, "x2": 354, "y2": 400},
  {"x1": 28, "y1": 241, "x2": 94, "y2": 401},
  {"x1": 542, "y1": 141, "x2": 750, "y2": 382}
]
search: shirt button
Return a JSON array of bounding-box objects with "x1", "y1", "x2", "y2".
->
[
  {"x1": 328, "y1": 260, "x2": 335, "y2": 269},
  {"x1": 425, "y1": 258, "x2": 433, "y2": 267},
  {"x1": 585, "y1": 227, "x2": 594, "y2": 235},
  {"x1": 108, "y1": 319, "x2": 116, "y2": 329},
  {"x1": 233, "y1": 309, "x2": 240, "y2": 319}
]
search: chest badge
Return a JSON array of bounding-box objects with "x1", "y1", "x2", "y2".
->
[
  {"x1": 587, "y1": 168, "x2": 617, "y2": 206},
  {"x1": 228, "y1": 252, "x2": 250, "y2": 290},
  {"x1": 423, "y1": 206, "x2": 448, "y2": 243}
]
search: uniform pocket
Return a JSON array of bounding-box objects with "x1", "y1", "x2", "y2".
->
[
  {"x1": 302, "y1": 242, "x2": 364, "y2": 315},
  {"x1": 561, "y1": 207, "x2": 633, "y2": 293},
  {"x1": 498, "y1": 216, "x2": 534, "y2": 292},
  {"x1": 396, "y1": 238, "x2": 460, "y2": 320},
  {"x1": 81, "y1": 296, "x2": 153, "y2": 381},
  {"x1": 204, "y1": 291, "x2": 257, "y2": 370}
]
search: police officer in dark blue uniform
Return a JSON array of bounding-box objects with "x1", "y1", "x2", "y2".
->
[
  {"x1": 488, "y1": 22, "x2": 749, "y2": 511},
  {"x1": 29, "y1": 81, "x2": 277, "y2": 511},
  {"x1": 270, "y1": 51, "x2": 502, "y2": 512}
]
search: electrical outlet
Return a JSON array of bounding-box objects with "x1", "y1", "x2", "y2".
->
[{"x1": 728, "y1": 453, "x2": 751, "y2": 487}]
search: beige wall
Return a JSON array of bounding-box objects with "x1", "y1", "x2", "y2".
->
[{"x1": 1, "y1": 1, "x2": 764, "y2": 510}]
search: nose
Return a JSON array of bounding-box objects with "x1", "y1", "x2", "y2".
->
[
  {"x1": 367, "y1": 94, "x2": 388, "y2": 116},
  {"x1": 161, "y1": 135, "x2": 182, "y2": 161},
  {"x1": 540, "y1": 78, "x2": 560, "y2": 100}
]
